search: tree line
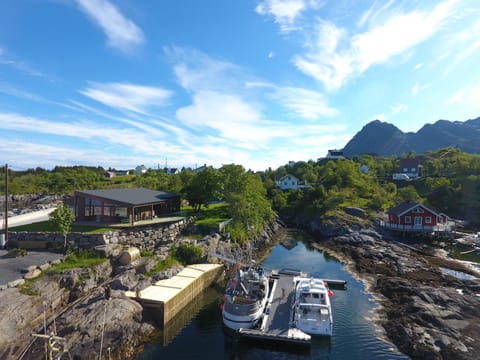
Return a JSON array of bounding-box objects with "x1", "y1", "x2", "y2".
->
[{"x1": 2, "y1": 147, "x2": 480, "y2": 237}]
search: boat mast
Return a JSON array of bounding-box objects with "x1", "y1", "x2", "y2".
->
[{"x1": 3, "y1": 164, "x2": 8, "y2": 247}]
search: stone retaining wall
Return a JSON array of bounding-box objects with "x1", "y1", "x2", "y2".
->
[{"x1": 7, "y1": 217, "x2": 194, "y2": 250}]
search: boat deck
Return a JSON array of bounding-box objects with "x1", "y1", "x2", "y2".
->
[{"x1": 238, "y1": 271, "x2": 311, "y2": 346}]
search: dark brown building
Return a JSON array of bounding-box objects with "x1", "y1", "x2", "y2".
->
[{"x1": 73, "y1": 188, "x2": 180, "y2": 225}]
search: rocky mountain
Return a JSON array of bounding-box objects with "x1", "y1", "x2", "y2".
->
[{"x1": 342, "y1": 117, "x2": 480, "y2": 157}]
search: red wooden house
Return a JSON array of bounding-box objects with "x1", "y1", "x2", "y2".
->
[{"x1": 382, "y1": 202, "x2": 451, "y2": 232}]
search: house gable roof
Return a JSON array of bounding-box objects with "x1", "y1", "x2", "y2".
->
[
  {"x1": 75, "y1": 188, "x2": 178, "y2": 206},
  {"x1": 279, "y1": 174, "x2": 299, "y2": 182},
  {"x1": 388, "y1": 202, "x2": 440, "y2": 217}
]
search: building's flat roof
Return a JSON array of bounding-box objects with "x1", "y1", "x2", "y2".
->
[{"x1": 75, "y1": 188, "x2": 178, "y2": 206}]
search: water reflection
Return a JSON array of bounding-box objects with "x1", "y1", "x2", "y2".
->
[{"x1": 137, "y1": 230, "x2": 410, "y2": 359}]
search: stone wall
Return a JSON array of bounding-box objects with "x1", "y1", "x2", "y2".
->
[{"x1": 8, "y1": 217, "x2": 194, "y2": 250}]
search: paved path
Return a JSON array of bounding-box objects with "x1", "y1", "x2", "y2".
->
[
  {"x1": 0, "y1": 250, "x2": 64, "y2": 285},
  {"x1": 0, "y1": 208, "x2": 56, "y2": 230}
]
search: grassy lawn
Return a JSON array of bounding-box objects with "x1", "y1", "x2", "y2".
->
[
  {"x1": 49, "y1": 250, "x2": 107, "y2": 274},
  {"x1": 182, "y1": 202, "x2": 231, "y2": 228},
  {"x1": 9, "y1": 221, "x2": 114, "y2": 234}
]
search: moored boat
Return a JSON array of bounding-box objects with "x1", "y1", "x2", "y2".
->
[
  {"x1": 222, "y1": 265, "x2": 269, "y2": 331},
  {"x1": 292, "y1": 276, "x2": 333, "y2": 336}
]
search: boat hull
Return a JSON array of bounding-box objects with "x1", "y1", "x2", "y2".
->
[
  {"x1": 222, "y1": 303, "x2": 265, "y2": 331},
  {"x1": 295, "y1": 320, "x2": 332, "y2": 336}
]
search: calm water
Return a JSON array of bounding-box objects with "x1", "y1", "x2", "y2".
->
[{"x1": 137, "y1": 231, "x2": 410, "y2": 359}]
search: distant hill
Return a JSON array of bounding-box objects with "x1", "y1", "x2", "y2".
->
[{"x1": 342, "y1": 117, "x2": 480, "y2": 157}]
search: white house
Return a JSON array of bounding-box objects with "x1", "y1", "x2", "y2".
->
[
  {"x1": 135, "y1": 165, "x2": 148, "y2": 174},
  {"x1": 164, "y1": 167, "x2": 179, "y2": 175},
  {"x1": 277, "y1": 174, "x2": 300, "y2": 190},
  {"x1": 326, "y1": 149, "x2": 345, "y2": 159}
]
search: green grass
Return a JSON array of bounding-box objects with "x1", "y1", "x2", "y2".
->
[
  {"x1": 9, "y1": 221, "x2": 114, "y2": 234},
  {"x1": 182, "y1": 203, "x2": 231, "y2": 228},
  {"x1": 19, "y1": 277, "x2": 43, "y2": 296},
  {"x1": 49, "y1": 249, "x2": 107, "y2": 274},
  {"x1": 146, "y1": 255, "x2": 180, "y2": 276}
]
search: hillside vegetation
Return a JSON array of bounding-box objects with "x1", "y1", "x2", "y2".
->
[
  {"x1": 263, "y1": 148, "x2": 480, "y2": 224},
  {"x1": 2, "y1": 148, "x2": 480, "y2": 235}
]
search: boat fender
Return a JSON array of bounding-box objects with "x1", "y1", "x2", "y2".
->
[{"x1": 328, "y1": 290, "x2": 334, "y2": 297}]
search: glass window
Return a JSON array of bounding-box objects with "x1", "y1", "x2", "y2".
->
[
  {"x1": 425, "y1": 217, "x2": 432, "y2": 224},
  {"x1": 405, "y1": 216, "x2": 411, "y2": 224}
]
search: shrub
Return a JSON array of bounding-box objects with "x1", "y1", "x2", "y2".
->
[{"x1": 171, "y1": 243, "x2": 203, "y2": 265}]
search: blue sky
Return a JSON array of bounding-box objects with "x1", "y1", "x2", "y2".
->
[{"x1": 1, "y1": 0, "x2": 479, "y2": 171}]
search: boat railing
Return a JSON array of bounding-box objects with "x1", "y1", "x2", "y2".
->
[{"x1": 223, "y1": 300, "x2": 262, "y2": 315}]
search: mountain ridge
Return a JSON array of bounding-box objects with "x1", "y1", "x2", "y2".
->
[{"x1": 342, "y1": 117, "x2": 480, "y2": 157}]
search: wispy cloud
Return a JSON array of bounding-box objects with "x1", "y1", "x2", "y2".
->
[
  {"x1": 75, "y1": 0, "x2": 144, "y2": 52},
  {"x1": 293, "y1": 0, "x2": 459, "y2": 91},
  {"x1": 255, "y1": 0, "x2": 321, "y2": 32},
  {"x1": 80, "y1": 82, "x2": 173, "y2": 114},
  {"x1": 0, "y1": 49, "x2": 45, "y2": 77},
  {"x1": 357, "y1": 0, "x2": 395, "y2": 28},
  {"x1": 411, "y1": 82, "x2": 431, "y2": 96},
  {"x1": 391, "y1": 103, "x2": 407, "y2": 114},
  {"x1": 166, "y1": 46, "x2": 244, "y2": 93},
  {"x1": 413, "y1": 63, "x2": 423, "y2": 71},
  {"x1": 247, "y1": 82, "x2": 338, "y2": 119},
  {"x1": 446, "y1": 83, "x2": 480, "y2": 106},
  {"x1": 0, "y1": 111, "x2": 186, "y2": 159},
  {"x1": 176, "y1": 91, "x2": 267, "y2": 149},
  {"x1": 0, "y1": 83, "x2": 47, "y2": 102},
  {"x1": 171, "y1": 47, "x2": 340, "y2": 153}
]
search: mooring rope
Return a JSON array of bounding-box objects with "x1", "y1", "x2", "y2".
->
[{"x1": 98, "y1": 300, "x2": 108, "y2": 360}]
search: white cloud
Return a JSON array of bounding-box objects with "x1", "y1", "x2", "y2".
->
[
  {"x1": 166, "y1": 46, "x2": 243, "y2": 93},
  {"x1": 75, "y1": 0, "x2": 144, "y2": 52},
  {"x1": 446, "y1": 83, "x2": 480, "y2": 106},
  {"x1": 80, "y1": 82, "x2": 173, "y2": 114},
  {"x1": 414, "y1": 63, "x2": 423, "y2": 71},
  {"x1": 391, "y1": 103, "x2": 407, "y2": 114},
  {"x1": 176, "y1": 91, "x2": 269, "y2": 149},
  {"x1": 357, "y1": 0, "x2": 395, "y2": 28},
  {"x1": 0, "y1": 112, "x2": 176, "y2": 156},
  {"x1": 0, "y1": 49, "x2": 45, "y2": 77},
  {"x1": 294, "y1": 0, "x2": 459, "y2": 91},
  {"x1": 373, "y1": 114, "x2": 385, "y2": 121},
  {"x1": 411, "y1": 82, "x2": 431, "y2": 96},
  {"x1": 255, "y1": 0, "x2": 321, "y2": 32},
  {"x1": 269, "y1": 85, "x2": 338, "y2": 119}
]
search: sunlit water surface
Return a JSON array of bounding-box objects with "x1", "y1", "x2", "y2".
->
[{"x1": 137, "y1": 230, "x2": 410, "y2": 359}]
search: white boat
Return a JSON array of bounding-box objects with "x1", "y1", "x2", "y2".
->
[
  {"x1": 292, "y1": 276, "x2": 333, "y2": 336},
  {"x1": 222, "y1": 265, "x2": 269, "y2": 331}
]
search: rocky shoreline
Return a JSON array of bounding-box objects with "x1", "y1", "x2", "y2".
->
[
  {"x1": 2, "y1": 214, "x2": 479, "y2": 359},
  {"x1": 304, "y1": 213, "x2": 480, "y2": 360},
  {"x1": 0, "y1": 220, "x2": 281, "y2": 359}
]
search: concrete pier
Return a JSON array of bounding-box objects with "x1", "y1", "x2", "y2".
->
[{"x1": 126, "y1": 263, "x2": 223, "y2": 325}]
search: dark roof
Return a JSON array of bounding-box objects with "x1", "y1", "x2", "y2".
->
[
  {"x1": 75, "y1": 188, "x2": 178, "y2": 206},
  {"x1": 400, "y1": 158, "x2": 420, "y2": 166},
  {"x1": 388, "y1": 202, "x2": 440, "y2": 216},
  {"x1": 388, "y1": 202, "x2": 419, "y2": 215}
]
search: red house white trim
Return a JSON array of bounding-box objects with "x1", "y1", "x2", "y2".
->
[{"x1": 382, "y1": 202, "x2": 451, "y2": 232}]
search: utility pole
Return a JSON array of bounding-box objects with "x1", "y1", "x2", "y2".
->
[{"x1": 3, "y1": 164, "x2": 8, "y2": 248}]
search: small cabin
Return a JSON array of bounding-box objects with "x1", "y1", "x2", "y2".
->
[{"x1": 382, "y1": 202, "x2": 451, "y2": 233}]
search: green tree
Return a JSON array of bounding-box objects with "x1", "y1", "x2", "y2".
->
[
  {"x1": 184, "y1": 167, "x2": 222, "y2": 212},
  {"x1": 396, "y1": 185, "x2": 422, "y2": 203},
  {"x1": 49, "y1": 203, "x2": 76, "y2": 248}
]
